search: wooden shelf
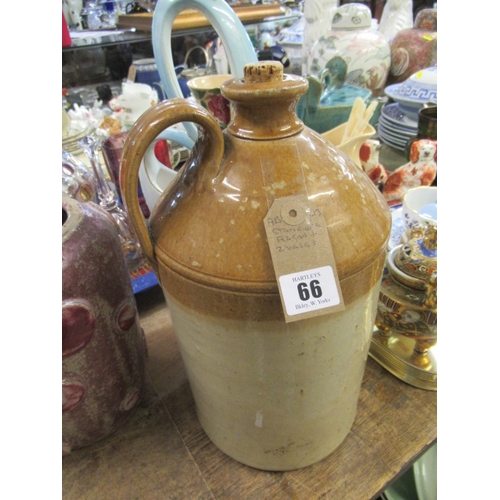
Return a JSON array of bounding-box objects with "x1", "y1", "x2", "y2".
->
[
  {"x1": 117, "y1": 4, "x2": 287, "y2": 32},
  {"x1": 62, "y1": 285, "x2": 437, "y2": 500}
]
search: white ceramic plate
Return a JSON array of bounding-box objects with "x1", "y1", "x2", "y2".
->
[
  {"x1": 379, "y1": 117, "x2": 415, "y2": 139},
  {"x1": 413, "y1": 443, "x2": 437, "y2": 500},
  {"x1": 381, "y1": 103, "x2": 418, "y2": 129},
  {"x1": 379, "y1": 136, "x2": 406, "y2": 152},
  {"x1": 385, "y1": 82, "x2": 437, "y2": 107},
  {"x1": 378, "y1": 127, "x2": 407, "y2": 148},
  {"x1": 378, "y1": 128, "x2": 407, "y2": 151},
  {"x1": 378, "y1": 125, "x2": 408, "y2": 146},
  {"x1": 379, "y1": 113, "x2": 416, "y2": 133}
]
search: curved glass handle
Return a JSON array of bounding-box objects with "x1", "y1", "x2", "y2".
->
[{"x1": 152, "y1": 0, "x2": 258, "y2": 141}]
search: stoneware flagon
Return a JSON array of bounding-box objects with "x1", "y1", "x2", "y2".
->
[
  {"x1": 120, "y1": 62, "x2": 391, "y2": 471},
  {"x1": 62, "y1": 196, "x2": 146, "y2": 455}
]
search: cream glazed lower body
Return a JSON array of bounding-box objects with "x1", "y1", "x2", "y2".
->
[{"x1": 165, "y1": 285, "x2": 380, "y2": 471}]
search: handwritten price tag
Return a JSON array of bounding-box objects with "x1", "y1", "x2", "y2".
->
[{"x1": 264, "y1": 195, "x2": 345, "y2": 323}]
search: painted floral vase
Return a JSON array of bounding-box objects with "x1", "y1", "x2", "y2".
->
[
  {"x1": 306, "y1": 3, "x2": 391, "y2": 96},
  {"x1": 387, "y1": 8, "x2": 437, "y2": 85},
  {"x1": 62, "y1": 196, "x2": 146, "y2": 455}
]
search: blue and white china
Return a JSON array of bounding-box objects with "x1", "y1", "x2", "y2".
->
[
  {"x1": 384, "y1": 66, "x2": 437, "y2": 121},
  {"x1": 381, "y1": 102, "x2": 418, "y2": 129},
  {"x1": 388, "y1": 204, "x2": 405, "y2": 251},
  {"x1": 378, "y1": 116, "x2": 416, "y2": 139}
]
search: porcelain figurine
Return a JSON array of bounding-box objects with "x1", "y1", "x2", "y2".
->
[
  {"x1": 302, "y1": 0, "x2": 340, "y2": 74},
  {"x1": 383, "y1": 139, "x2": 437, "y2": 204},
  {"x1": 64, "y1": 0, "x2": 83, "y2": 30},
  {"x1": 360, "y1": 139, "x2": 389, "y2": 192},
  {"x1": 306, "y1": 3, "x2": 391, "y2": 96},
  {"x1": 116, "y1": 82, "x2": 159, "y2": 131},
  {"x1": 405, "y1": 104, "x2": 437, "y2": 159},
  {"x1": 378, "y1": 0, "x2": 413, "y2": 42},
  {"x1": 387, "y1": 8, "x2": 437, "y2": 85}
]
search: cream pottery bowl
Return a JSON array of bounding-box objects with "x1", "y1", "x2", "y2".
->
[{"x1": 322, "y1": 122, "x2": 376, "y2": 168}]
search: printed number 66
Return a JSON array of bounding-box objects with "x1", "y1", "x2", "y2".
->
[{"x1": 297, "y1": 280, "x2": 322, "y2": 301}]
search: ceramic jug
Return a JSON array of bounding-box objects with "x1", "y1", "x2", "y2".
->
[
  {"x1": 120, "y1": 62, "x2": 391, "y2": 471},
  {"x1": 62, "y1": 196, "x2": 146, "y2": 455}
]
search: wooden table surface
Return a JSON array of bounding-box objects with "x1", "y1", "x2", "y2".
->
[{"x1": 62, "y1": 285, "x2": 437, "y2": 500}]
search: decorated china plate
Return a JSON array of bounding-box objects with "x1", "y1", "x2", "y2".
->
[
  {"x1": 385, "y1": 82, "x2": 437, "y2": 107},
  {"x1": 381, "y1": 103, "x2": 418, "y2": 129},
  {"x1": 378, "y1": 116, "x2": 415, "y2": 139},
  {"x1": 378, "y1": 127, "x2": 406, "y2": 151},
  {"x1": 377, "y1": 121, "x2": 409, "y2": 143},
  {"x1": 388, "y1": 204, "x2": 406, "y2": 251},
  {"x1": 379, "y1": 134, "x2": 406, "y2": 151},
  {"x1": 378, "y1": 125, "x2": 408, "y2": 149},
  {"x1": 378, "y1": 124, "x2": 407, "y2": 146}
]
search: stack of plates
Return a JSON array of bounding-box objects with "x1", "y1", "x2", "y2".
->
[
  {"x1": 63, "y1": 123, "x2": 94, "y2": 154},
  {"x1": 379, "y1": 66, "x2": 437, "y2": 151},
  {"x1": 377, "y1": 102, "x2": 418, "y2": 151}
]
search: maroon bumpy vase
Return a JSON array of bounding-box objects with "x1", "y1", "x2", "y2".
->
[{"x1": 62, "y1": 195, "x2": 146, "y2": 455}]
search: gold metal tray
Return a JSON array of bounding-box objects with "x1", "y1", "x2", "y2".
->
[{"x1": 369, "y1": 329, "x2": 437, "y2": 391}]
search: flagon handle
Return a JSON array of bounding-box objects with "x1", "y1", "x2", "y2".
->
[{"x1": 120, "y1": 98, "x2": 224, "y2": 269}]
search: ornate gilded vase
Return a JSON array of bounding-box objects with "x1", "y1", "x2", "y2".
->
[{"x1": 376, "y1": 222, "x2": 437, "y2": 364}]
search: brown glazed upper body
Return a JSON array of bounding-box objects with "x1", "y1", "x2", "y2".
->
[{"x1": 121, "y1": 62, "x2": 392, "y2": 320}]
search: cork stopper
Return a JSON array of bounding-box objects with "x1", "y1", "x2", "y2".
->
[{"x1": 244, "y1": 61, "x2": 283, "y2": 83}]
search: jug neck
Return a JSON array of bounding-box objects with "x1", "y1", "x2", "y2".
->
[{"x1": 221, "y1": 62, "x2": 308, "y2": 140}]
